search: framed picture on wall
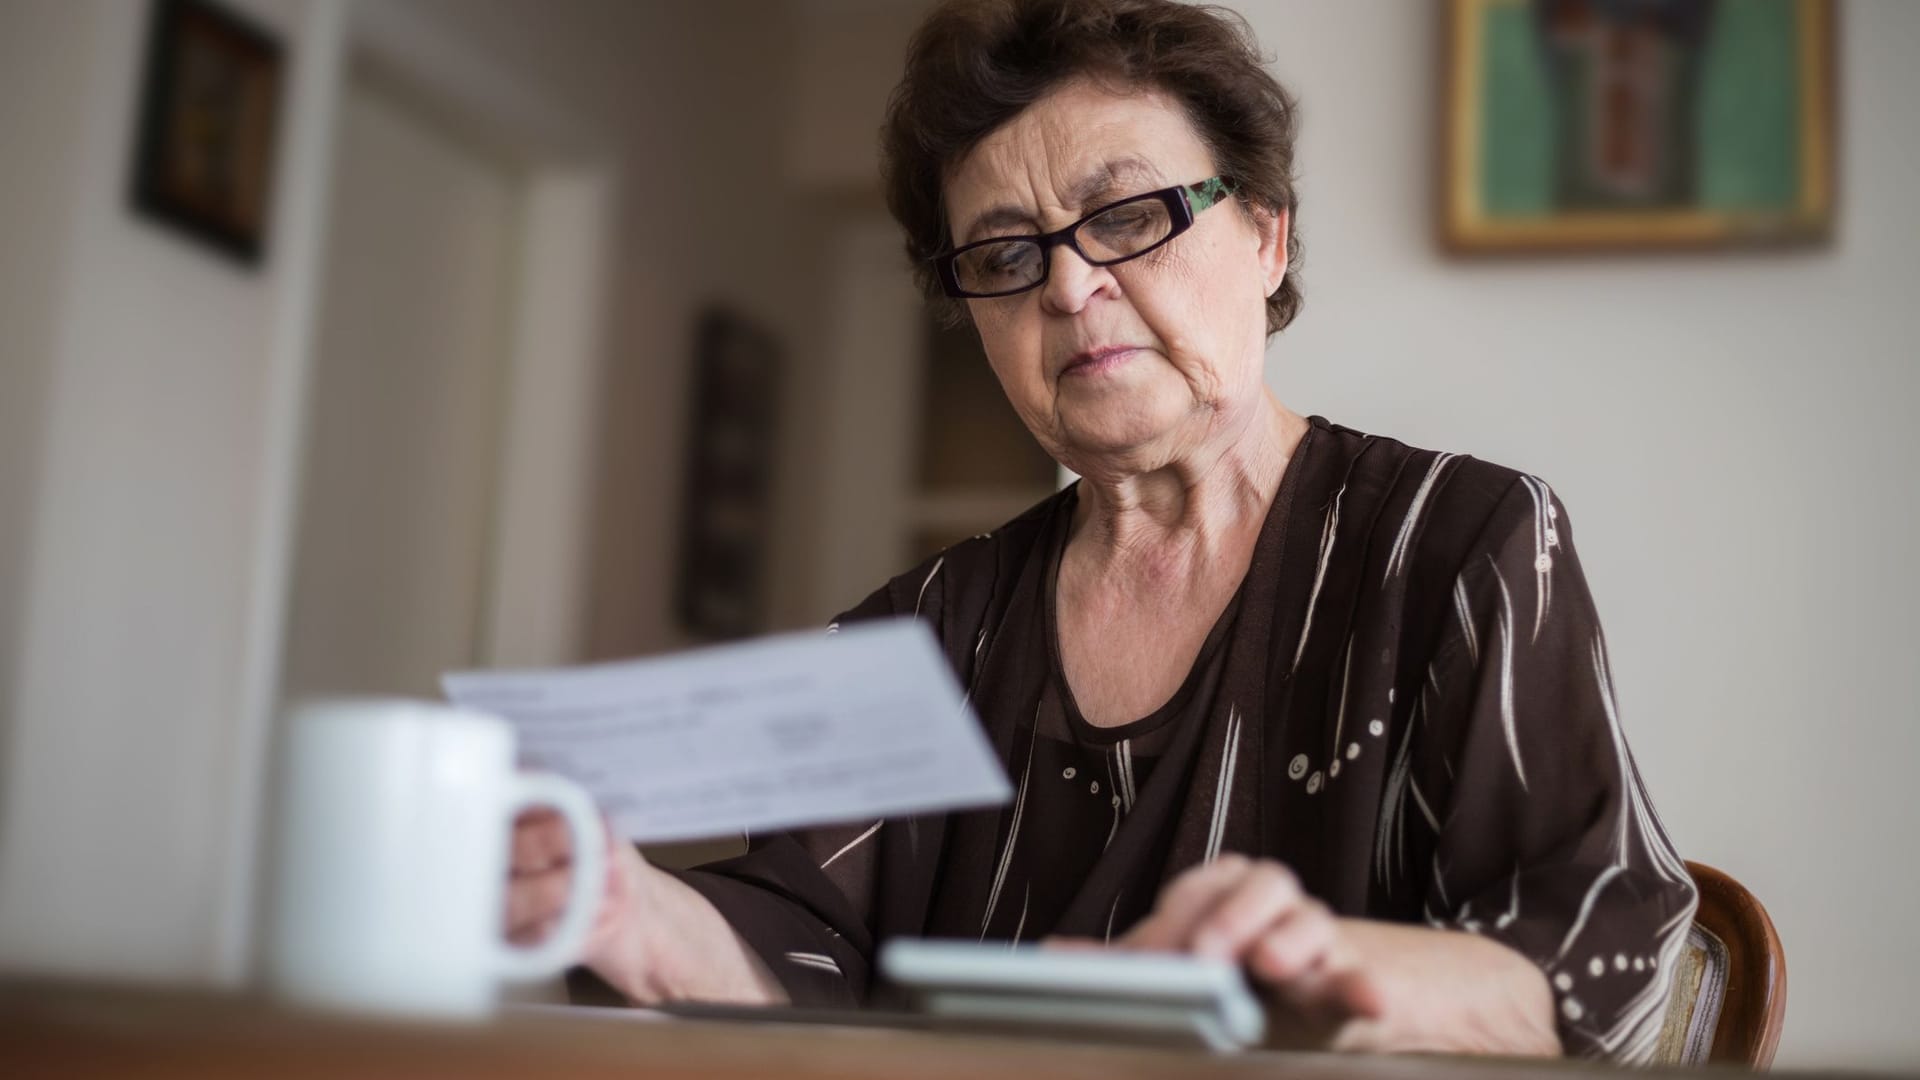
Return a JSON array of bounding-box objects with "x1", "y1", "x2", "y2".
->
[
  {"x1": 1440, "y1": 0, "x2": 1836, "y2": 253},
  {"x1": 130, "y1": 0, "x2": 285, "y2": 266},
  {"x1": 675, "y1": 309, "x2": 784, "y2": 641}
]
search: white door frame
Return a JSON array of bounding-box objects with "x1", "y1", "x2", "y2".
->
[
  {"x1": 216, "y1": 0, "x2": 617, "y2": 978},
  {"x1": 814, "y1": 216, "x2": 926, "y2": 617},
  {"x1": 343, "y1": 0, "x2": 614, "y2": 672}
]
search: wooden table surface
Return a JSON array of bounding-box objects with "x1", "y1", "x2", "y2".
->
[{"x1": 0, "y1": 979, "x2": 1715, "y2": 1079}]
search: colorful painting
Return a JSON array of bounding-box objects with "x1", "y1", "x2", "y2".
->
[{"x1": 1441, "y1": 0, "x2": 1835, "y2": 252}]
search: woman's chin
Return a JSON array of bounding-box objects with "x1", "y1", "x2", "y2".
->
[{"x1": 1055, "y1": 414, "x2": 1187, "y2": 470}]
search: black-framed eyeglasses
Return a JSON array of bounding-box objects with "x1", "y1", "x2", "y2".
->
[{"x1": 933, "y1": 176, "x2": 1235, "y2": 299}]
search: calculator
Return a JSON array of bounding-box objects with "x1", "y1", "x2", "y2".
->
[{"x1": 878, "y1": 938, "x2": 1266, "y2": 1052}]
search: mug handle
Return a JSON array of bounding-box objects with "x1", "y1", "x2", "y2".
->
[{"x1": 495, "y1": 771, "x2": 608, "y2": 981}]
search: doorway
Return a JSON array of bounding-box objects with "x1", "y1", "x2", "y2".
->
[{"x1": 279, "y1": 63, "x2": 523, "y2": 700}]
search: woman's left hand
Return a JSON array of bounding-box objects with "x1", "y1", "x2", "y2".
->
[
  {"x1": 1055, "y1": 854, "x2": 1560, "y2": 1055},
  {"x1": 1096, "y1": 854, "x2": 1382, "y2": 1049}
]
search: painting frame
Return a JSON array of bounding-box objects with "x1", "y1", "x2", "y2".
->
[
  {"x1": 130, "y1": 0, "x2": 286, "y2": 267},
  {"x1": 674, "y1": 308, "x2": 785, "y2": 642},
  {"x1": 1439, "y1": 0, "x2": 1837, "y2": 254}
]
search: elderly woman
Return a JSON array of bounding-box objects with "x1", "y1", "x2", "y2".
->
[{"x1": 508, "y1": 0, "x2": 1696, "y2": 1061}]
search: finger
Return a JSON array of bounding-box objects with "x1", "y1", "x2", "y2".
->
[
  {"x1": 1274, "y1": 964, "x2": 1387, "y2": 1025},
  {"x1": 510, "y1": 810, "x2": 568, "y2": 870},
  {"x1": 1040, "y1": 936, "x2": 1104, "y2": 952},
  {"x1": 503, "y1": 867, "x2": 573, "y2": 935},
  {"x1": 1120, "y1": 854, "x2": 1256, "y2": 950},
  {"x1": 510, "y1": 812, "x2": 574, "y2": 875},
  {"x1": 1261, "y1": 970, "x2": 1386, "y2": 1054},
  {"x1": 513, "y1": 806, "x2": 562, "y2": 834},
  {"x1": 1122, "y1": 855, "x2": 1254, "y2": 950},
  {"x1": 1251, "y1": 914, "x2": 1388, "y2": 1029},
  {"x1": 507, "y1": 914, "x2": 561, "y2": 948},
  {"x1": 1245, "y1": 900, "x2": 1338, "y2": 983},
  {"x1": 1188, "y1": 862, "x2": 1303, "y2": 960},
  {"x1": 1329, "y1": 968, "x2": 1387, "y2": 1021}
]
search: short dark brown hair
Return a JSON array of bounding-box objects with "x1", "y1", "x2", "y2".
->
[{"x1": 881, "y1": 0, "x2": 1304, "y2": 334}]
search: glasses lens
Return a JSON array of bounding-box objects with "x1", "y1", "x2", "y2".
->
[
  {"x1": 953, "y1": 239, "x2": 1045, "y2": 296},
  {"x1": 1077, "y1": 197, "x2": 1174, "y2": 261}
]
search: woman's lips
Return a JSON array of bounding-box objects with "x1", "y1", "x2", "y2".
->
[{"x1": 1061, "y1": 346, "x2": 1140, "y2": 377}]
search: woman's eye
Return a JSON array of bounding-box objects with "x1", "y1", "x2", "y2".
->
[
  {"x1": 1088, "y1": 207, "x2": 1159, "y2": 245},
  {"x1": 983, "y1": 245, "x2": 1037, "y2": 276}
]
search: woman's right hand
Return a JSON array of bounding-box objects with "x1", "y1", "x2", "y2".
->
[
  {"x1": 507, "y1": 805, "x2": 790, "y2": 1006},
  {"x1": 507, "y1": 806, "x2": 653, "y2": 986}
]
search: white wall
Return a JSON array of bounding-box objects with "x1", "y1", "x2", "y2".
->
[
  {"x1": 1241, "y1": 1, "x2": 1919, "y2": 1068},
  {"x1": 787, "y1": 0, "x2": 931, "y2": 192},
  {"x1": 0, "y1": 0, "x2": 344, "y2": 981},
  {"x1": 0, "y1": 0, "x2": 95, "y2": 832}
]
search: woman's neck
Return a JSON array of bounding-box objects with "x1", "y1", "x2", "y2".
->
[{"x1": 1068, "y1": 393, "x2": 1306, "y2": 577}]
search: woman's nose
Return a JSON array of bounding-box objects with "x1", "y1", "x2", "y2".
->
[{"x1": 1038, "y1": 243, "x2": 1118, "y2": 315}]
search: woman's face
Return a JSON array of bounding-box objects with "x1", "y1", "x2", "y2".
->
[{"x1": 943, "y1": 78, "x2": 1288, "y2": 478}]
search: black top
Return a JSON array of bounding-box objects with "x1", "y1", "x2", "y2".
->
[{"x1": 669, "y1": 416, "x2": 1698, "y2": 1063}]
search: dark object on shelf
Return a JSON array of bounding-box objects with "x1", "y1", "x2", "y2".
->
[
  {"x1": 130, "y1": 0, "x2": 285, "y2": 266},
  {"x1": 676, "y1": 309, "x2": 783, "y2": 640},
  {"x1": 916, "y1": 313, "x2": 1057, "y2": 493}
]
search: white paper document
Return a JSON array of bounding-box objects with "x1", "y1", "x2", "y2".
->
[{"x1": 442, "y1": 619, "x2": 1011, "y2": 843}]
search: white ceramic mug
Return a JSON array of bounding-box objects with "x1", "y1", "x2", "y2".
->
[{"x1": 264, "y1": 699, "x2": 606, "y2": 1018}]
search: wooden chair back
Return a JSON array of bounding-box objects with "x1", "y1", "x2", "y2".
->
[{"x1": 1653, "y1": 860, "x2": 1787, "y2": 1068}]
